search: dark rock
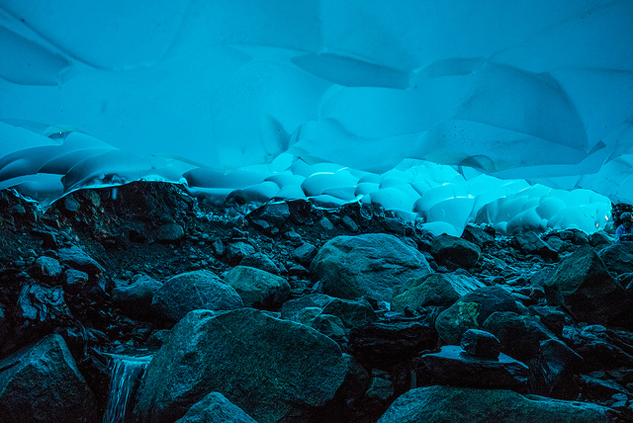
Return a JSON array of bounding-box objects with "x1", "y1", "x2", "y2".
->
[
  {"x1": 340, "y1": 215, "x2": 358, "y2": 232},
  {"x1": 64, "y1": 195, "x2": 80, "y2": 212},
  {"x1": 282, "y1": 229, "x2": 302, "y2": 244},
  {"x1": 435, "y1": 286, "x2": 519, "y2": 344},
  {"x1": 280, "y1": 293, "x2": 335, "y2": 322},
  {"x1": 146, "y1": 329, "x2": 171, "y2": 349},
  {"x1": 320, "y1": 297, "x2": 378, "y2": 328},
  {"x1": 226, "y1": 242, "x2": 256, "y2": 266},
  {"x1": 561, "y1": 325, "x2": 633, "y2": 371},
  {"x1": 0, "y1": 334, "x2": 97, "y2": 423},
  {"x1": 291, "y1": 242, "x2": 318, "y2": 266},
  {"x1": 174, "y1": 392, "x2": 257, "y2": 423},
  {"x1": 377, "y1": 385, "x2": 613, "y2": 423},
  {"x1": 223, "y1": 266, "x2": 290, "y2": 310},
  {"x1": 460, "y1": 329, "x2": 501, "y2": 359},
  {"x1": 431, "y1": 234, "x2": 481, "y2": 269},
  {"x1": 482, "y1": 311, "x2": 556, "y2": 362},
  {"x1": 156, "y1": 223, "x2": 185, "y2": 242},
  {"x1": 309, "y1": 314, "x2": 346, "y2": 340},
  {"x1": 318, "y1": 216, "x2": 335, "y2": 231},
  {"x1": 513, "y1": 231, "x2": 558, "y2": 260},
  {"x1": 239, "y1": 252, "x2": 281, "y2": 275},
  {"x1": 598, "y1": 242, "x2": 633, "y2": 276},
  {"x1": 349, "y1": 320, "x2": 438, "y2": 369},
  {"x1": 311, "y1": 234, "x2": 432, "y2": 301},
  {"x1": 415, "y1": 345, "x2": 528, "y2": 390},
  {"x1": 57, "y1": 244, "x2": 104, "y2": 281},
  {"x1": 134, "y1": 308, "x2": 349, "y2": 423},
  {"x1": 392, "y1": 272, "x2": 485, "y2": 312},
  {"x1": 579, "y1": 375, "x2": 629, "y2": 401},
  {"x1": 381, "y1": 217, "x2": 407, "y2": 235},
  {"x1": 462, "y1": 225, "x2": 494, "y2": 247},
  {"x1": 366, "y1": 369, "x2": 395, "y2": 402},
  {"x1": 558, "y1": 229, "x2": 590, "y2": 245},
  {"x1": 589, "y1": 231, "x2": 612, "y2": 248},
  {"x1": 64, "y1": 269, "x2": 89, "y2": 292},
  {"x1": 544, "y1": 246, "x2": 631, "y2": 328},
  {"x1": 530, "y1": 339, "x2": 582, "y2": 400},
  {"x1": 16, "y1": 283, "x2": 71, "y2": 328},
  {"x1": 112, "y1": 274, "x2": 163, "y2": 319},
  {"x1": 246, "y1": 202, "x2": 290, "y2": 229},
  {"x1": 152, "y1": 270, "x2": 243, "y2": 322},
  {"x1": 31, "y1": 256, "x2": 62, "y2": 281}
]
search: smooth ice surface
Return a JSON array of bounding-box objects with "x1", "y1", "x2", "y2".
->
[{"x1": 1, "y1": 1, "x2": 631, "y2": 234}]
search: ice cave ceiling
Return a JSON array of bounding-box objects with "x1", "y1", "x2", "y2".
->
[{"x1": 0, "y1": 0, "x2": 632, "y2": 235}]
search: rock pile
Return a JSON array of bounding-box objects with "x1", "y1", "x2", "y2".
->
[{"x1": 0, "y1": 183, "x2": 631, "y2": 422}]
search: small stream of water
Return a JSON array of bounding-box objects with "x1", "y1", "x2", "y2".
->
[{"x1": 102, "y1": 352, "x2": 153, "y2": 423}]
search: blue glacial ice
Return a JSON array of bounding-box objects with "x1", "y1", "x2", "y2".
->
[{"x1": 0, "y1": 0, "x2": 631, "y2": 235}]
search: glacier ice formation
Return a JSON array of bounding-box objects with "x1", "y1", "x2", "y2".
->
[{"x1": 0, "y1": 0, "x2": 631, "y2": 235}]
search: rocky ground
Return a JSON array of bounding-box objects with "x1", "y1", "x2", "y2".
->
[{"x1": 1, "y1": 181, "x2": 633, "y2": 422}]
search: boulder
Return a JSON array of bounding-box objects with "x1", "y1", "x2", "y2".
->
[
  {"x1": 224, "y1": 266, "x2": 290, "y2": 310},
  {"x1": 311, "y1": 234, "x2": 432, "y2": 301},
  {"x1": 349, "y1": 320, "x2": 438, "y2": 369},
  {"x1": 435, "y1": 286, "x2": 519, "y2": 344},
  {"x1": 482, "y1": 311, "x2": 556, "y2": 362},
  {"x1": 391, "y1": 272, "x2": 484, "y2": 312},
  {"x1": 544, "y1": 246, "x2": 631, "y2": 328},
  {"x1": 460, "y1": 329, "x2": 501, "y2": 359},
  {"x1": 415, "y1": 345, "x2": 528, "y2": 390},
  {"x1": 377, "y1": 385, "x2": 613, "y2": 423},
  {"x1": 16, "y1": 283, "x2": 72, "y2": 328},
  {"x1": 430, "y1": 234, "x2": 481, "y2": 269},
  {"x1": 226, "y1": 242, "x2": 256, "y2": 265},
  {"x1": 57, "y1": 244, "x2": 104, "y2": 280},
  {"x1": 280, "y1": 294, "x2": 334, "y2": 322},
  {"x1": 589, "y1": 231, "x2": 612, "y2": 248},
  {"x1": 246, "y1": 203, "x2": 290, "y2": 229},
  {"x1": 320, "y1": 297, "x2": 378, "y2": 328},
  {"x1": 0, "y1": 334, "x2": 97, "y2": 423},
  {"x1": 239, "y1": 252, "x2": 281, "y2": 275},
  {"x1": 461, "y1": 225, "x2": 494, "y2": 247},
  {"x1": 152, "y1": 270, "x2": 243, "y2": 322},
  {"x1": 561, "y1": 324, "x2": 633, "y2": 371},
  {"x1": 598, "y1": 242, "x2": 633, "y2": 276},
  {"x1": 156, "y1": 223, "x2": 184, "y2": 242},
  {"x1": 112, "y1": 274, "x2": 163, "y2": 318},
  {"x1": 513, "y1": 231, "x2": 558, "y2": 260},
  {"x1": 530, "y1": 339, "x2": 582, "y2": 400},
  {"x1": 174, "y1": 392, "x2": 257, "y2": 423},
  {"x1": 31, "y1": 256, "x2": 63, "y2": 281},
  {"x1": 291, "y1": 242, "x2": 318, "y2": 266},
  {"x1": 134, "y1": 308, "x2": 349, "y2": 423}
]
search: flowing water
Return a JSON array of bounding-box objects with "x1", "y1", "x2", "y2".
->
[{"x1": 102, "y1": 352, "x2": 153, "y2": 423}]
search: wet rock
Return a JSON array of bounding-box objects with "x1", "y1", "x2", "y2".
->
[
  {"x1": 156, "y1": 223, "x2": 185, "y2": 242},
  {"x1": 57, "y1": 244, "x2": 104, "y2": 281},
  {"x1": 579, "y1": 375, "x2": 629, "y2": 401},
  {"x1": 320, "y1": 297, "x2": 378, "y2": 328},
  {"x1": 31, "y1": 256, "x2": 62, "y2": 281},
  {"x1": 435, "y1": 286, "x2": 519, "y2": 344},
  {"x1": 415, "y1": 345, "x2": 528, "y2": 390},
  {"x1": 340, "y1": 215, "x2": 358, "y2": 232},
  {"x1": 16, "y1": 283, "x2": 71, "y2": 328},
  {"x1": 513, "y1": 231, "x2": 558, "y2": 260},
  {"x1": 589, "y1": 231, "x2": 612, "y2": 248},
  {"x1": 460, "y1": 329, "x2": 501, "y2": 359},
  {"x1": 239, "y1": 252, "x2": 281, "y2": 275},
  {"x1": 226, "y1": 242, "x2": 256, "y2": 266},
  {"x1": 280, "y1": 294, "x2": 336, "y2": 322},
  {"x1": 461, "y1": 224, "x2": 494, "y2": 247},
  {"x1": 152, "y1": 270, "x2": 243, "y2": 322},
  {"x1": 318, "y1": 216, "x2": 335, "y2": 231},
  {"x1": 309, "y1": 314, "x2": 346, "y2": 340},
  {"x1": 0, "y1": 334, "x2": 97, "y2": 423},
  {"x1": 482, "y1": 311, "x2": 556, "y2": 362},
  {"x1": 246, "y1": 203, "x2": 290, "y2": 229},
  {"x1": 112, "y1": 274, "x2": 163, "y2": 319},
  {"x1": 530, "y1": 339, "x2": 582, "y2": 400},
  {"x1": 174, "y1": 392, "x2": 257, "y2": 423},
  {"x1": 377, "y1": 385, "x2": 613, "y2": 423},
  {"x1": 391, "y1": 272, "x2": 484, "y2": 312},
  {"x1": 431, "y1": 234, "x2": 481, "y2": 269},
  {"x1": 544, "y1": 246, "x2": 631, "y2": 328},
  {"x1": 291, "y1": 242, "x2": 318, "y2": 266},
  {"x1": 134, "y1": 308, "x2": 349, "y2": 423},
  {"x1": 349, "y1": 319, "x2": 438, "y2": 369},
  {"x1": 530, "y1": 305, "x2": 573, "y2": 337},
  {"x1": 223, "y1": 266, "x2": 290, "y2": 310},
  {"x1": 598, "y1": 242, "x2": 633, "y2": 276},
  {"x1": 311, "y1": 234, "x2": 432, "y2": 301},
  {"x1": 561, "y1": 325, "x2": 633, "y2": 371}
]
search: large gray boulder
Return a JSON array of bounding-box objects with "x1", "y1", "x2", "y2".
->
[
  {"x1": 152, "y1": 270, "x2": 243, "y2": 322},
  {"x1": 431, "y1": 234, "x2": 481, "y2": 268},
  {"x1": 174, "y1": 392, "x2": 257, "y2": 423},
  {"x1": 391, "y1": 272, "x2": 484, "y2": 312},
  {"x1": 112, "y1": 274, "x2": 163, "y2": 319},
  {"x1": 134, "y1": 308, "x2": 349, "y2": 423},
  {"x1": 378, "y1": 385, "x2": 613, "y2": 423},
  {"x1": 0, "y1": 334, "x2": 97, "y2": 423},
  {"x1": 598, "y1": 242, "x2": 633, "y2": 275},
  {"x1": 310, "y1": 233, "x2": 432, "y2": 301},
  {"x1": 224, "y1": 266, "x2": 290, "y2": 310},
  {"x1": 544, "y1": 246, "x2": 631, "y2": 328},
  {"x1": 435, "y1": 286, "x2": 519, "y2": 344}
]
